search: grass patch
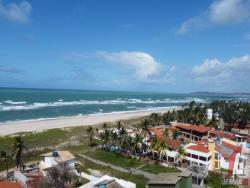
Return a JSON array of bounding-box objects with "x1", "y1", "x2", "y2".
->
[
  {"x1": 141, "y1": 164, "x2": 180, "y2": 174},
  {"x1": 85, "y1": 150, "x2": 143, "y2": 169}
]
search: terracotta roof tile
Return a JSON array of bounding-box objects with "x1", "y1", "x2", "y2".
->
[
  {"x1": 187, "y1": 144, "x2": 210, "y2": 153},
  {"x1": 150, "y1": 128, "x2": 181, "y2": 150},
  {"x1": 175, "y1": 124, "x2": 211, "y2": 133},
  {"x1": 210, "y1": 130, "x2": 236, "y2": 140},
  {"x1": 0, "y1": 180, "x2": 22, "y2": 188}
]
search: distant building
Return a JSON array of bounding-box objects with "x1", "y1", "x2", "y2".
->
[
  {"x1": 206, "y1": 108, "x2": 213, "y2": 120},
  {"x1": 39, "y1": 151, "x2": 76, "y2": 176},
  {"x1": 146, "y1": 170, "x2": 192, "y2": 188}
]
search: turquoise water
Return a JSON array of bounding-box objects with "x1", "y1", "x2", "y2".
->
[{"x1": 0, "y1": 88, "x2": 249, "y2": 122}]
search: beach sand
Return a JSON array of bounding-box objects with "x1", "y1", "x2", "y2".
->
[{"x1": 0, "y1": 108, "x2": 178, "y2": 136}]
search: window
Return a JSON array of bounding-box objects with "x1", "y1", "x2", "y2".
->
[
  {"x1": 215, "y1": 153, "x2": 220, "y2": 160},
  {"x1": 199, "y1": 156, "x2": 207, "y2": 161},
  {"x1": 192, "y1": 154, "x2": 198, "y2": 159},
  {"x1": 186, "y1": 153, "x2": 191, "y2": 157},
  {"x1": 208, "y1": 156, "x2": 211, "y2": 161}
]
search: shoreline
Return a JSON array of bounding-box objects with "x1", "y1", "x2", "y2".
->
[{"x1": 0, "y1": 107, "x2": 179, "y2": 136}]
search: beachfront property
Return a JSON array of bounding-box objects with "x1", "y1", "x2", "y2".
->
[
  {"x1": 208, "y1": 137, "x2": 247, "y2": 175},
  {"x1": 39, "y1": 150, "x2": 76, "y2": 176},
  {"x1": 146, "y1": 170, "x2": 192, "y2": 188},
  {"x1": 173, "y1": 123, "x2": 211, "y2": 142},
  {"x1": 150, "y1": 127, "x2": 182, "y2": 163}
]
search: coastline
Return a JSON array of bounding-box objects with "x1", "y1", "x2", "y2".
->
[{"x1": 0, "y1": 107, "x2": 179, "y2": 136}]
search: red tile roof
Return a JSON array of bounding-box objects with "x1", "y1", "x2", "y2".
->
[
  {"x1": 187, "y1": 144, "x2": 210, "y2": 153},
  {"x1": 210, "y1": 130, "x2": 236, "y2": 140},
  {"x1": 175, "y1": 124, "x2": 211, "y2": 133},
  {"x1": 150, "y1": 128, "x2": 182, "y2": 150},
  {"x1": 247, "y1": 137, "x2": 250, "y2": 143},
  {"x1": 0, "y1": 180, "x2": 22, "y2": 188}
]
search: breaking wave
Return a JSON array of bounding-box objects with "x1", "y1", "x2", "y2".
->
[{"x1": 0, "y1": 97, "x2": 207, "y2": 112}]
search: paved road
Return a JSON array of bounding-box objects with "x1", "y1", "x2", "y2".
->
[{"x1": 78, "y1": 154, "x2": 156, "y2": 179}]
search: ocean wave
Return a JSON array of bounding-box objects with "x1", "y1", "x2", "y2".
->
[
  {"x1": 0, "y1": 97, "x2": 207, "y2": 112},
  {"x1": 4, "y1": 100, "x2": 27, "y2": 105}
]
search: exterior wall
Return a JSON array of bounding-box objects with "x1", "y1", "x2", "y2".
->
[
  {"x1": 185, "y1": 148, "x2": 211, "y2": 168},
  {"x1": 206, "y1": 109, "x2": 213, "y2": 120},
  {"x1": 208, "y1": 141, "x2": 216, "y2": 171},
  {"x1": 44, "y1": 156, "x2": 57, "y2": 167},
  {"x1": 220, "y1": 157, "x2": 229, "y2": 170}
]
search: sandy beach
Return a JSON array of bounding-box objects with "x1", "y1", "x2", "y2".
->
[{"x1": 0, "y1": 108, "x2": 178, "y2": 136}]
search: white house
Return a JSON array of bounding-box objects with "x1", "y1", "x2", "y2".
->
[
  {"x1": 39, "y1": 151, "x2": 76, "y2": 176},
  {"x1": 184, "y1": 143, "x2": 212, "y2": 170}
]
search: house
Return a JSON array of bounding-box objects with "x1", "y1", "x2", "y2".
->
[
  {"x1": 39, "y1": 151, "x2": 75, "y2": 176},
  {"x1": 79, "y1": 174, "x2": 136, "y2": 188},
  {"x1": 150, "y1": 127, "x2": 182, "y2": 163},
  {"x1": 0, "y1": 180, "x2": 22, "y2": 188},
  {"x1": 174, "y1": 123, "x2": 211, "y2": 142},
  {"x1": 184, "y1": 143, "x2": 211, "y2": 169},
  {"x1": 146, "y1": 170, "x2": 192, "y2": 188},
  {"x1": 208, "y1": 138, "x2": 247, "y2": 175},
  {"x1": 209, "y1": 129, "x2": 236, "y2": 141}
]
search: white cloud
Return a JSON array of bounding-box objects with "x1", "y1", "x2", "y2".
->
[
  {"x1": 97, "y1": 51, "x2": 160, "y2": 80},
  {"x1": 0, "y1": 0, "x2": 32, "y2": 24},
  {"x1": 177, "y1": 0, "x2": 250, "y2": 35},
  {"x1": 191, "y1": 54, "x2": 250, "y2": 84}
]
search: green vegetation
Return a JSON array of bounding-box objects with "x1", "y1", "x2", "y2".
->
[
  {"x1": 141, "y1": 164, "x2": 180, "y2": 174},
  {"x1": 211, "y1": 100, "x2": 250, "y2": 128},
  {"x1": 85, "y1": 150, "x2": 143, "y2": 169},
  {"x1": 206, "y1": 173, "x2": 238, "y2": 188}
]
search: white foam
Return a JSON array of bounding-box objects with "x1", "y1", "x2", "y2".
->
[
  {"x1": 4, "y1": 100, "x2": 27, "y2": 105},
  {"x1": 0, "y1": 97, "x2": 207, "y2": 112}
]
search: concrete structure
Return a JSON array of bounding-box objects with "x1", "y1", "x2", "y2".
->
[
  {"x1": 79, "y1": 174, "x2": 136, "y2": 188},
  {"x1": 39, "y1": 151, "x2": 75, "y2": 176},
  {"x1": 208, "y1": 138, "x2": 247, "y2": 175},
  {"x1": 174, "y1": 123, "x2": 211, "y2": 142},
  {"x1": 206, "y1": 108, "x2": 213, "y2": 120},
  {"x1": 184, "y1": 143, "x2": 211, "y2": 169},
  {"x1": 146, "y1": 170, "x2": 192, "y2": 188}
]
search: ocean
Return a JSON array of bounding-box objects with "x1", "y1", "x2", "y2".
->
[{"x1": 0, "y1": 88, "x2": 250, "y2": 123}]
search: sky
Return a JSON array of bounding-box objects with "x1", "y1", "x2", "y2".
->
[{"x1": 0, "y1": 0, "x2": 250, "y2": 93}]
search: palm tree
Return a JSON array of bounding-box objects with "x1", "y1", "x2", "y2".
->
[
  {"x1": 86, "y1": 126, "x2": 94, "y2": 145},
  {"x1": 0, "y1": 150, "x2": 12, "y2": 176},
  {"x1": 172, "y1": 129, "x2": 179, "y2": 139},
  {"x1": 158, "y1": 140, "x2": 167, "y2": 161},
  {"x1": 164, "y1": 128, "x2": 169, "y2": 138},
  {"x1": 103, "y1": 122, "x2": 108, "y2": 129},
  {"x1": 178, "y1": 146, "x2": 186, "y2": 163},
  {"x1": 143, "y1": 119, "x2": 152, "y2": 139},
  {"x1": 12, "y1": 136, "x2": 25, "y2": 171}
]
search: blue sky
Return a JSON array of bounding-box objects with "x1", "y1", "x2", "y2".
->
[{"x1": 0, "y1": 0, "x2": 250, "y2": 93}]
